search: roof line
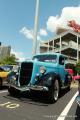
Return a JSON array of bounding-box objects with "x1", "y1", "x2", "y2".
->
[{"x1": 43, "y1": 30, "x2": 80, "y2": 43}]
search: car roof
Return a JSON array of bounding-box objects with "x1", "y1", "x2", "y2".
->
[{"x1": 33, "y1": 53, "x2": 67, "y2": 58}]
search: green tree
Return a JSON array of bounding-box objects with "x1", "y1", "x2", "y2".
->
[
  {"x1": 0, "y1": 54, "x2": 17, "y2": 65},
  {"x1": 76, "y1": 61, "x2": 80, "y2": 75}
]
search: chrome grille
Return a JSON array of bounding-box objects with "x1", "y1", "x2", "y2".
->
[{"x1": 19, "y1": 62, "x2": 33, "y2": 86}]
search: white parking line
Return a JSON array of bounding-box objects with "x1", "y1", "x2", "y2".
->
[
  {"x1": 57, "y1": 91, "x2": 79, "y2": 120},
  {"x1": 0, "y1": 90, "x2": 8, "y2": 94}
]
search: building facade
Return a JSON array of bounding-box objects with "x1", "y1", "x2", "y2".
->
[
  {"x1": 39, "y1": 30, "x2": 80, "y2": 64},
  {"x1": 0, "y1": 45, "x2": 11, "y2": 60}
]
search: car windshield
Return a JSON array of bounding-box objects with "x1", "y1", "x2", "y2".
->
[
  {"x1": 1, "y1": 65, "x2": 13, "y2": 71},
  {"x1": 33, "y1": 55, "x2": 57, "y2": 63}
]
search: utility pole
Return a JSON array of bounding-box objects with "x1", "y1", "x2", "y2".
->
[{"x1": 32, "y1": 0, "x2": 40, "y2": 56}]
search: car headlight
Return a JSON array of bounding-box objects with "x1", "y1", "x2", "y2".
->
[
  {"x1": 35, "y1": 74, "x2": 39, "y2": 81},
  {"x1": 40, "y1": 66, "x2": 46, "y2": 74},
  {"x1": 12, "y1": 76, "x2": 16, "y2": 80},
  {"x1": 9, "y1": 76, "x2": 16, "y2": 81}
]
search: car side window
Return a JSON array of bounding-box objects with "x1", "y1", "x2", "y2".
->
[{"x1": 59, "y1": 56, "x2": 64, "y2": 65}]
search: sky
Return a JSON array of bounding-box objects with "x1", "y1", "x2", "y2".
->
[{"x1": 0, "y1": 0, "x2": 80, "y2": 61}]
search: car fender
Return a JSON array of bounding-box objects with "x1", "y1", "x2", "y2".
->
[{"x1": 37, "y1": 72, "x2": 61, "y2": 87}]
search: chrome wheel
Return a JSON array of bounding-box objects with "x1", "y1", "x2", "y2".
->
[
  {"x1": 53, "y1": 79, "x2": 59, "y2": 101},
  {"x1": 48, "y1": 79, "x2": 60, "y2": 103}
]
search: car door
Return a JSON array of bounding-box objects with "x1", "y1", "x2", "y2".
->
[{"x1": 58, "y1": 56, "x2": 66, "y2": 83}]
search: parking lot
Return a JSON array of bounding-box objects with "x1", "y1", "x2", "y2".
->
[{"x1": 0, "y1": 83, "x2": 79, "y2": 120}]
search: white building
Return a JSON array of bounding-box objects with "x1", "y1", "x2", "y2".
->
[
  {"x1": 39, "y1": 30, "x2": 80, "y2": 64},
  {"x1": 0, "y1": 45, "x2": 11, "y2": 60}
]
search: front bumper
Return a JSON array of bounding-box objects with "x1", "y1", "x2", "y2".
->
[{"x1": 6, "y1": 83, "x2": 49, "y2": 92}]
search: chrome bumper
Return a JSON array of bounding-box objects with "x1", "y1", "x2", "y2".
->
[
  {"x1": 30, "y1": 85, "x2": 49, "y2": 91},
  {"x1": 6, "y1": 83, "x2": 49, "y2": 92}
]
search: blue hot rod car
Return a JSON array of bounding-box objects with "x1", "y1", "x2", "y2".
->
[{"x1": 7, "y1": 53, "x2": 72, "y2": 103}]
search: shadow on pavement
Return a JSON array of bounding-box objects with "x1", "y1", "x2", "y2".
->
[
  {"x1": 59, "y1": 87, "x2": 71, "y2": 98},
  {"x1": 0, "y1": 86, "x2": 8, "y2": 90},
  {"x1": 4, "y1": 91, "x2": 50, "y2": 106},
  {"x1": 4, "y1": 88, "x2": 71, "y2": 106}
]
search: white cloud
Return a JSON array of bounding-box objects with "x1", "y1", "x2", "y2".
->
[
  {"x1": 20, "y1": 27, "x2": 41, "y2": 40},
  {"x1": 20, "y1": 6, "x2": 80, "y2": 39},
  {"x1": 20, "y1": 27, "x2": 48, "y2": 41},
  {"x1": 47, "y1": 6, "x2": 80, "y2": 32},
  {"x1": 20, "y1": 27, "x2": 33, "y2": 39},
  {"x1": 11, "y1": 49, "x2": 26, "y2": 62},
  {"x1": 47, "y1": 16, "x2": 59, "y2": 32},
  {"x1": 39, "y1": 28, "x2": 47, "y2": 36}
]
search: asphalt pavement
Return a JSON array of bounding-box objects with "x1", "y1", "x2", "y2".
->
[{"x1": 0, "y1": 84, "x2": 79, "y2": 120}]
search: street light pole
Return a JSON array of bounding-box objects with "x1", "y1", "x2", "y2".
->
[{"x1": 32, "y1": 0, "x2": 40, "y2": 56}]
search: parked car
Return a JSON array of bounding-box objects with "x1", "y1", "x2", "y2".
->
[
  {"x1": 7, "y1": 53, "x2": 72, "y2": 103},
  {"x1": 0, "y1": 67, "x2": 11, "y2": 87},
  {"x1": 1, "y1": 65, "x2": 19, "y2": 72},
  {"x1": 65, "y1": 69, "x2": 73, "y2": 76},
  {"x1": 65, "y1": 68, "x2": 80, "y2": 81},
  {"x1": 1, "y1": 65, "x2": 13, "y2": 71}
]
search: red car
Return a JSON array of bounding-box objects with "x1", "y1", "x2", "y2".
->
[{"x1": 66, "y1": 68, "x2": 80, "y2": 81}]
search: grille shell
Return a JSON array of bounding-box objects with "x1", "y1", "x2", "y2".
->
[{"x1": 19, "y1": 62, "x2": 33, "y2": 86}]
